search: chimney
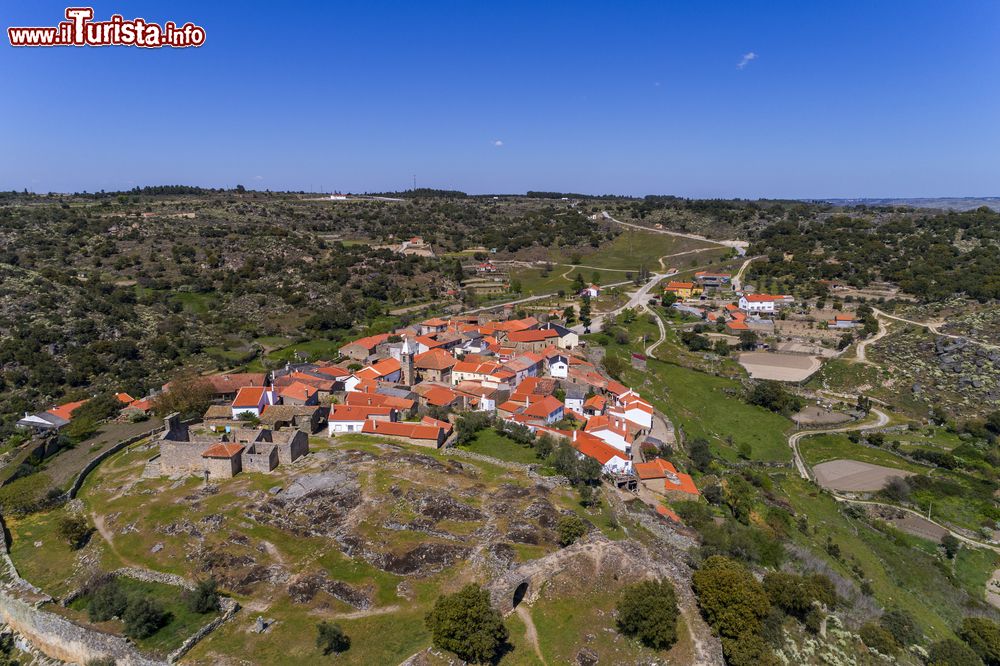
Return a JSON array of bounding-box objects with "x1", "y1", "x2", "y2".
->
[{"x1": 572, "y1": 430, "x2": 577, "y2": 442}]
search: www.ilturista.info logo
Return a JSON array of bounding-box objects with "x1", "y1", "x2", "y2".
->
[{"x1": 8, "y1": 7, "x2": 205, "y2": 48}]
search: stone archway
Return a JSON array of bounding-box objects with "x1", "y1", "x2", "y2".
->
[{"x1": 511, "y1": 581, "x2": 529, "y2": 609}]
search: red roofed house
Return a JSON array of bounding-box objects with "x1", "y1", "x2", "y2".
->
[
  {"x1": 738, "y1": 293, "x2": 793, "y2": 314},
  {"x1": 420, "y1": 385, "x2": 463, "y2": 410},
  {"x1": 567, "y1": 430, "x2": 632, "y2": 475},
  {"x1": 344, "y1": 391, "x2": 415, "y2": 414},
  {"x1": 580, "y1": 285, "x2": 601, "y2": 298},
  {"x1": 584, "y1": 413, "x2": 633, "y2": 454},
  {"x1": 505, "y1": 328, "x2": 560, "y2": 352},
  {"x1": 277, "y1": 381, "x2": 319, "y2": 406},
  {"x1": 164, "y1": 373, "x2": 266, "y2": 401},
  {"x1": 353, "y1": 358, "x2": 402, "y2": 386},
  {"x1": 664, "y1": 281, "x2": 701, "y2": 299},
  {"x1": 583, "y1": 394, "x2": 607, "y2": 416},
  {"x1": 634, "y1": 457, "x2": 678, "y2": 480},
  {"x1": 414, "y1": 348, "x2": 457, "y2": 383},
  {"x1": 327, "y1": 404, "x2": 395, "y2": 435},
  {"x1": 46, "y1": 399, "x2": 89, "y2": 423},
  {"x1": 339, "y1": 333, "x2": 390, "y2": 362},
  {"x1": 362, "y1": 419, "x2": 446, "y2": 448},
  {"x1": 521, "y1": 395, "x2": 565, "y2": 424},
  {"x1": 201, "y1": 443, "x2": 245, "y2": 479},
  {"x1": 231, "y1": 387, "x2": 277, "y2": 420}
]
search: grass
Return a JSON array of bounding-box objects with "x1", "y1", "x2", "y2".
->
[
  {"x1": 619, "y1": 356, "x2": 793, "y2": 462},
  {"x1": 798, "y1": 433, "x2": 926, "y2": 472},
  {"x1": 460, "y1": 430, "x2": 540, "y2": 465},
  {"x1": 7, "y1": 507, "x2": 84, "y2": 597}
]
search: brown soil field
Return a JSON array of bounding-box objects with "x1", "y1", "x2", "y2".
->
[
  {"x1": 812, "y1": 459, "x2": 915, "y2": 492},
  {"x1": 738, "y1": 352, "x2": 822, "y2": 382}
]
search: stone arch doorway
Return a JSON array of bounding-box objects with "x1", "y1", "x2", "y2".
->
[{"x1": 512, "y1": 581, "x2": 529, "y2": 609}]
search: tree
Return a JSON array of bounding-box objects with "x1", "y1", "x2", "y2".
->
[
  {"x1": 879, "y1": 608, "x2": 921, "y2": 647},
  {"x1": 562, "y1": 306, "x2": 576, "y2": 324},
  {"x1": 746, "y1": 381, "x2": 803, "y2": 415},
  {"x1": 601, "y1": 354, "x2": 626, "y2": 379},
  {"x1": 153, "y1": 372, "x2": 215, "y2": 417},
  {"x1": 859, "y1": 622, "x2": 899, "y2": 655},
  {"x1": 123, "y1": 598, "x2": 169, "y2": 639},
  {"x1": 691, "y1": 556, "x2": 770, "y2": 639},
  {"x1": 579, "y1": 295, "x2": 592, "y2": 330},
  {"x1": 185, "y1": 578, "x2": 221, "y2": 614},
  {"x1": 615, "y1": 580, "x2": 679, "y2": 650},
  {"x1": 557, "y1": 514, "x2": 587, "y2": 546},
  {"x1": 738, "y1": 330, "x2": 758, "y2": 351},
  {"x1": 58, "y1": 515, "x2": 90, "y2": 550},
  {"x1": 88, "y1": 578, "x2": 128, "y2": 622},
  {"x1": 688, "y1": 438, "x2": 713, "y2": 473},
  {"x1": 942, "y1": 533, "x2": 961, "y2": 559},
  {"x1": 927, "y1": 638, "x2": 984, "y2": 666},
  {"x1": 316, "y1": 622, "x2": 351, "y2": 655},
  {"x1": 425, "y1": 585, "x2": 509, "y2": 664},
  {"x1": 959, "y1": 617, "x2": 1000, "y2": 666},
  {"x1": 714, "y1": 339, "x2": 730, "y2": 356},
  {"x1": 661, "y1": 291, "x2": 677, "y2": 307}
]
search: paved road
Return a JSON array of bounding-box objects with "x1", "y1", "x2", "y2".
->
[
  {"x1": 570, "y1": 271, "x2": 672, "y2": 334},
  {"x1": 601, "y1": 211, "x2": 749, "y2": 256}
]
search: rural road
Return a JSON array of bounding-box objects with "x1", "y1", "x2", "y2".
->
[
  {"x1": 853, "y1": 315, "x2": 890, "y2": 364},
  {"x1": 788, "y1": 408, "x2": 890, "y2": 480},
  {"x1": 570, "y1": 271, "x2": 671, "y2": 334},
  {"x1": 600, "y1": 211, "x2": 749, "y2": 256},
  {"x1": 731, "y1": 255, "x2": 761, "y2": 292}
]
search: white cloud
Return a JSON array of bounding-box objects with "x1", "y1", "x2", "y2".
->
[
  {"x1": 737, "y1": 51, "x2": 757, "y2": 70},
  {"x1": 253, "y1": 175, "x2": 264, "y2": 180},
  {"x1": 493, "y1": 139, "x2": 504, "y2": 147}
]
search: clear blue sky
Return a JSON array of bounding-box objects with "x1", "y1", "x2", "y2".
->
[{"x1": 3, "y1": 1, "x2": 999, "y2": 197}]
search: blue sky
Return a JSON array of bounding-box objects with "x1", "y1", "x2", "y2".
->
[{"x1": 2, "y1": 1, "x2": 999, "y2": 197}]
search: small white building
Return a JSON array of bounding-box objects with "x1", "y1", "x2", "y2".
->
[
  {"x1": 231, "y1": 387, "x2": 276, "y2": 420},
  {"x1": 580, "y1": 285, "x2": 601, "y2": 299},
  {"x1": 738, "y1": 294, "x2": 791, "y2": 314},
  {"x1": 548, "y1": 353, "x2": 569, "y2": 379}
]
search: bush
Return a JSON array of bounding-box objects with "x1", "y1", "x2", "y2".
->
[
  {"x1": 87, "y1": 578, "x2": 128, "y2": 622},
  {"x1": 859, "y1": 621, "x2": 899, "y2": 655},
  {"x1": 721, "y1": 632, "x2": 781, "y2": 666},
  {"x1": 927, "y1": 638, "x2": 984, "y2": 666},
  {"x1": 58, "y1": 515, "x2": 90, "y2": 550},
  {"x1": 879, "y1": 608, "x2": 921, "y2": 647},
  {"x1": 316, "y1": 621, "x2": 351, "y2": 655},
  {"x1": 959, "y1": 617, "x2": 1000, "y2": 665},
  {"x1": 425, "y1": 585, "x2": 508, "y2": 664},
  {"x1": 185, "y1": 578, "x2": 220, "y2": 614},
  {"x1": 692, "y1": 556, "x2": 770, "y2": 639},
  {"x1": 123, "y1": 598, "x2": 169, "y2": 639},
  {"x1": 763, "y1": 572, "x2": 837, "y2": 622},
  {"x1": 745, "y1": 381, "x2": 803, "y2": 416},
  {"x1": 557, "y1": 514, "x2": 587, "y2": 547},
  {"x1": 615, "y1": 580, "x2": 679, "y2": 650}
]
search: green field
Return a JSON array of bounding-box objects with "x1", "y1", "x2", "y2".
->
[
  {"x1": 460, "y1": 429, "x2": 540, "y2": 465},
  {"x1": 619, "y1": 356, "x2": 793, "y2": 462}
]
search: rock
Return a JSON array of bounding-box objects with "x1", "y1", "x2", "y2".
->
[
  {"x1": 576, "y1": 647, "x2": 599, "y2": 665},
  {"x1": 150, "y1": 543, "x2": 163, "y2": 553}
]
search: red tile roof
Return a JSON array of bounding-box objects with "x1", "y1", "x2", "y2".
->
[
  {"x1": 341, "y1": 333, "x2": 390, "y2": 352},
  {"x1": 664, "y1": 472, "x2": 699, "y2": 496},
  {"x1": 414, "y1": 349, "x2": 457, "y2": 370},
  {"x1": 742, "y1": 293, "x2": 783, "y2": 302},
  {"x1": 423, "y1": 386, "x2": 461, "y2": 407},
  {"x1": 115, "y1": 392, "x2": 135, "y2": 404},
  {"x1": 314, "y1": 365, "x2": 351, "y2": 378},
  {"x1": 202, "y1": 443, "x2": 245, "y2": 459},
  {"x1": 232, "y1": 387, "x2": 268, "y2": 409},
  {"x1": 356, "y1": 357, "x2": 401, "y2": 380},
  {"x1": 362, "y1": 420, "x2": 442, "y2": 441},
  {"x1": 522, "y1": 395, "x2": 564, "y2": 419},
  {"x1": 278, "y1": 381, "x2": 317, "y2": 402},
  {"x1": 330, "y1": 405, "x2": 393, "y2": 421},
  {"x1": 507, "y1": 329, "x2": 559, "y2": 343},
  {"x1": 634, "y1": 458, "x2": 678, "y2": 480},
  {"x1": 46, "y1": 399, "x2": 88, "y2": 422},
  {"x1": 202, "y1": 373, "x2": 266, "y2": 394},
  {"x1": 344, "y1": 392, "x2": 414, "y2": 410},
  {"x1": 569, "y1": 431, "x2": 626, "y2": 466}
]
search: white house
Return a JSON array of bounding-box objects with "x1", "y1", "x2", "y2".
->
[
  {"x1": 231, "y1": 387, "x2": 277, "y2": 420},
  {"x1": 583, "y1": 413, "x2": 632, "y2": 454},
  {"x1": 570, "y1": 431, "x2": 632, "y2": 475},
  {"x1": 564, "y1": 386, "x2": 585, "y2": 415},
  {"x1": 580, "y1": 285, "x2": 601, "y2": 299},
  {"x1": 548, "y1": 355, "x2": 569, "y2": 379},
  {"x1": 738, "y1": 294, "x2": 792, "y2": 314},
  {"x1": 617, "y1": 391, "x2": 653, "y2": 431},
  {"x1": 327, "y1": 405, "x2": 394, "y2": 435}
]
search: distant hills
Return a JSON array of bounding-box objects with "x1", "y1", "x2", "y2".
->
[{"x1": 819, "y1": 197, "x2": 1000, "y2": 211}]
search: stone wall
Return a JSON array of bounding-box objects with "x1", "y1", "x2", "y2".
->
[
  {"x1": 443, "y1": 447, "x2": 570, "y2": 486},
  {"x1": 158, "y1": 441, "x2": 206, "y2": 476},
  {"x1": 277, "y1": 431, "x2": 309, "y2": 465}
]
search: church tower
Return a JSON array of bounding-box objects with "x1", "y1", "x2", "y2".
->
[{"x1": 401, "y1": 337, "x2": 415, "y2": 386}]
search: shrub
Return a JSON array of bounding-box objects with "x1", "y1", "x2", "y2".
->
[
  {"x1": 721, "y1": 632, "x2": 781, "y2": 666},
  {"x1": 615, "y1": 580, "x2": 679, "y2": 650},
  {"x1": 959, "y1": 617, "x2": 1000, "y2": 665},
  {"x1": 87, "y1": 578, "x2": 128, "y2": 622},
  {"x1": 185, "y1": 578, "x2": 221, "y2": 614},
  {"x1": 425, "y1": 585, "x2": 508, "y2": 664},
  {"x1": 927, "y1": 638, "x2": 984, "y2": 666},
  {"x1": 859, "y1": 621, "x2": 899, "y2": 655},
  {"x1": 58, "y1": 515, "x2": 90, "y2": 550},
  {"x1": 692, "y1": 556, "x2": 770, "y2": 639},
  {"x1": 557, "y1": 514, "x2": 587, "y2": 547},
  {"x1": 763, "y1": 572, "x2": 837, "y2": 622},
  {"x1": 122, "y1": 598, "x2": 169, "y2": 639},
  {"x1": 879, "y1": 608, "x2": 921, "y2": 647},
  {"x1": 316, "y1": 622, "x2": 351, "y2": 655}
]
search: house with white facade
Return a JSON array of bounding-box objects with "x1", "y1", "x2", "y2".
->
[
  {"x1": 327, "y1": 405, "x2": 395, "y2": 435},
  {"x1": 231, "y1": 387, "x2": 277, "y2": 420},
  {"x1": 738, "y1": 293, "x2": 792, "y2": 314}
]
